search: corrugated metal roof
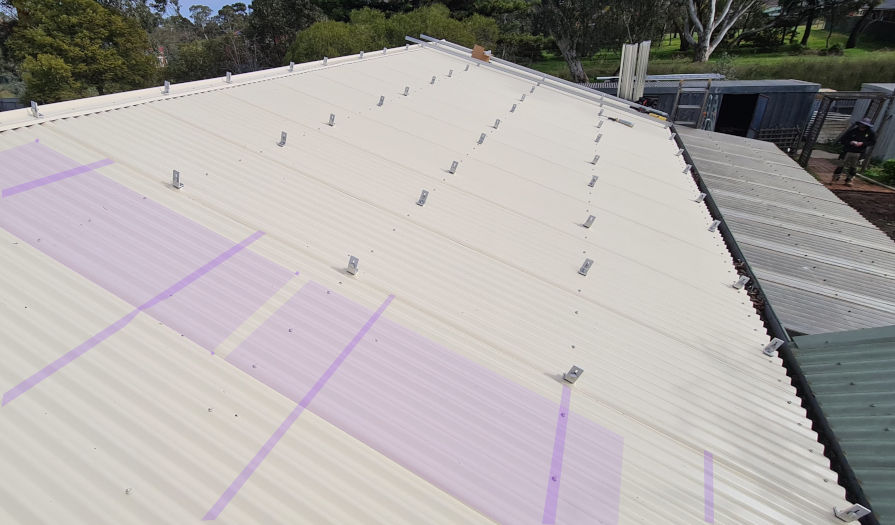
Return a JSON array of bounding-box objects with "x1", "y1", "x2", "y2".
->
[
  {"x1": 793, "y1": 326, "x2": 895, "y2": 525},
  {"x1": 679, "y1": 127, "x2": 895, "y2": 336},
  {"x1": 0, "y1": 44, "x2": 853, "y2": 523}
]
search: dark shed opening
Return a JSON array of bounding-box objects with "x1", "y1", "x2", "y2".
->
[{"x1": 715, "y1": 94, "x2": 759, "y2": 136}]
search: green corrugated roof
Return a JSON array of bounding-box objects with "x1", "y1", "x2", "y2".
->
[{"x1": 794, "y1": 326, "x2": 895, "y2": 524}]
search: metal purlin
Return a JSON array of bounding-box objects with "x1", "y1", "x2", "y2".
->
[{"x1": 672, "y1": 125, "x2": 879, "y2": 525}]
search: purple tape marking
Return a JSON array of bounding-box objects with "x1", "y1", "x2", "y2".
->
[
  {"x1": 704, "y1": 450, "x2": 714, "y2": 523},
  {"x1": 1, "y1": 310, "x2": 139, "y2": 406},
  {"x1": 299, "y1": 294, "x2": 394, "y2": 408},
  {"x1": 542, "y1": 385, "x2": 572, "y2": 524},
  {"x1": 204, "y1": 293, "x2": 394, "y2": 520},
  {"x1": 202, "y1": 404, "x2": 305, "y2": 521},
  {"x1": 2, "y1": 158, "x2": 114, "y2": 198},
  {"x1": 0, "y1": 142, "x2": 81, "y2": 188},
  {"x1": 234, "y1": 287, "x2": 625, "y2": 524},
  {"x1": 1, "y1": 231, "x2": 264, "y2": 406}
]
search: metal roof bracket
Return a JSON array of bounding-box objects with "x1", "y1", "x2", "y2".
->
[
  {"x1": 583, "y1": 215, "x2": 596, "y2": 228},
  {"x1": 708, "y1": 220, "x2": 721, "y2": 232},
  {"x1": 763, "y1": 338, "x2": 784, "y2": 356},
  {"x1": 172, "y1": 170, "x2": 183, "y2": 189},
  {"x1": 328, "y1": 113, "x2": 335, "y2": 126},
  {"x1": 417, "y1": 190, "x2": 429, "y2": 206},
  {"x1": 834, "y1": 504, "x2": 871, "y2": 522},
  {"x1": 449, "y1": 161, "x2": 458, "y2": 174},
  {"x1": 347, "y1": 256, "x2": 359, "y2": 275},
  {"x1": 588, "y1": 176, "x2": 598, "y2": 187},
  {"x1": 578, "y1": 258, "x2": 594, "y2": 276},
  {"x1": 732, "y1": 276, "x2": 750, "y2": 289},
  {"x1": 563, "y1": 366, "x2": 584, "y2": 384},
  {"x1": 277, "y1": 131, "x2": 287, "y2": 147}
]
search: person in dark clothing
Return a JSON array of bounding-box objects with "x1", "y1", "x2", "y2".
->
[{"x1": 833, "y1": 117, "x2": 877, "y2": 186}]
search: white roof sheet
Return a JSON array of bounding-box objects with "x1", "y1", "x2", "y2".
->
[{"x1": 0, "y1": 44, "x2": 852, "y2": 523}]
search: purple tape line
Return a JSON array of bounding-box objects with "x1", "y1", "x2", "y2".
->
[
  {"x1": 1, "y1": 231, "x2": 264, "y2": 407},
  {"x1": 203, "y1": 293, "x2": 395, "y2": 520},
  {"x1": 542, "y1": 385, "x2": 572, "y2": 524},
  {"x1": 230, "y1": 286, "x2": 624, "y2": 524},
  {"x1": 2, "y1": 158, "x2": 114, "y2": 198},
  {"x1": 1, "y1": 310, "x2": 139, "y2": 406},
  {"x1": 202, "y1": 404, "x2": 305, "y2": 521},
  {"x1": 704, "y1": 450, "x2": 715, "y2": 523}
]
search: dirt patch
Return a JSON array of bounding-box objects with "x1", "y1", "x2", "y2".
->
[{"x1": 831, "y1": 190, "x2": 895, "y2": 241}]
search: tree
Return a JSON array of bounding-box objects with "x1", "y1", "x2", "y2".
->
[
  {"x1": 537, "y1": 0, "x2": 614, "y2": 83},
  {"x1": 678, "y1": 0, "x2": 757, "y2": 61},
  {"x1": 248, "y1": 0, "x2": 323, "y2": 67},
  {"x1": 846, "y1": 0, "x2": 880, "y2": 48},
  {"x1": 285, "y1": 5, "x2": 499, "y2": 65},
  {"x1": 8, "y1": 0, "x2": 156, "y2": 102}
]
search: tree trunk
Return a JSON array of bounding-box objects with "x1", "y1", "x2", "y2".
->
[
  {"x1": 554, "y1": 36, "x2": 587, "y2": 83},
  {"x1": 846, "y1": 6, "x2": 875, "y2": 49},
  {"x1": 801, "y1": 9, "x2": 814, "y2": 45},
  {"x1": 694, "y1": 41, "x2": 710, "y2": 62},
  {"x1": 680, "y1": 33, "x2": 691, "y2": 52}
]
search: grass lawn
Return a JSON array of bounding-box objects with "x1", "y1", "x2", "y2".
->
[{"x1": 531, "y1": 28, "x2": 895, "y2": 90}]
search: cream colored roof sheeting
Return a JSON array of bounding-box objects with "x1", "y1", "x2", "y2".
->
[{"x1": 0, "y1": 44, "x2": 850, "y2": 523}]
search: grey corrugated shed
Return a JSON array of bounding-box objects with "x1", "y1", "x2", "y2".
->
[
  {"x1": 679, "y1": 126, "x2": 895, "y2": 335},
  {"x1": 793, "y1": 326, "x2": 895, "y2": 525}
]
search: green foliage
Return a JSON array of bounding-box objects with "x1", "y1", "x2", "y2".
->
[
  {"x1": 21, "y1": 54, "x2": 83, "y2": 101},
  {"x1": 710, "y1": 52, "x2": 736, "y2": 80},
  {"x1": 496, "y1": 32, "x2": 552, "y2": 64},
  {"x1": 8, "y1": 0, "x2": 156, "y2": 103},
  {"x1": 286, "y1": 4, "x2": 500, "y2": 64},
  {"x1": 866, "y1": 160, "x2": 895, "y2": 184}
]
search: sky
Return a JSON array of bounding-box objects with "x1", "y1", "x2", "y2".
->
[{"x1": 181, "y1": 0, "x2": 240, "y2": 18}]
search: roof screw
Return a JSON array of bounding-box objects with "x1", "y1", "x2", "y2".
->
[
  {"x1": 448, "y1": 69, "x2": 453, "y2": 77},
  {"x1": 675, "y1": 148, "x2": 684, "y2": 156},
  {"x1": 732, "y1": 275, "x2": 750, "y2": 289},
  {"x1": 578, "y1": 258, "x2": 594, "y2": 276},
  {"x1": 431, "y1": 76, "x2": 436, "y2": 85},
  {"x1": 277, "y1": 131, "x2": 287, "y2": 147},
  {"x1": 763, "y1": 338, "x2": 785, "y2": 356},
  {"x1": 449, "y1": 160, "x2": 458, "y2": 174},
  {"x1": 595, "y1": 133, "x2": 603, "y2": 143},
  {"x1": 328, "y1": 113, "x2": 335, "y2": 126},
  {"x1": 591, "y1": 154, "x2": 600, "y2": 165},
  {"x1": 225, "y1": 71, "x2": 232, "y2": 83},
  {"x1": 588, "y1": 175, "x2": 598, "y2": 187},
  {"x1": 417, "y1": 189, "x2": 429, "y2": 206},
  {"x1": 683, "y1": 164, "x2": 692, "y2": 174},
  {"x1": 708, "y1": 220, "x2": 721, "y2": 232},
  {"x1": 289, "y1": 62, "x2": 294, "y2": 72},
  {"x1": 493, "y1": 119, "x2": 501, "y2": 129},
  {"x1": 563, "y1": 365, "x2": 584, "y2": 384},
  {"x1": 30, "y1": 101, "x2": 40, "y2": 118},
  {"x1": 347, "y1": 256, "x2": 359, "y2": 275},
  {"x1": 124, "y1": 488, "x2": 133, "y2": 495},
  {"x1": 378, "y1": 95, "x2": 385, "y2": 107},
  {"x1": 172, "y1": 170, "x2": 183, "y2": 189},
  {"x1": 520, "y1": 93, "x2": 526, "y2": 102},
  {"x1": 477, "y1": 133, "x2": 486, "y2": 145},
  {"x1": 583, "y1": 215, "x2": 596, "y2": 228},
  {"x1": 403, "y1": 86, "x2": 410, "y2": 96},
  {"x1": 510, "y1": 103, "x2": 517, "y2": 113},
  {"x1": 695, "y1": 192, "x2": 706, "y2": 202},
  {"x1": 162, "y1": 80, "x2": 170, "y2": 95}
]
